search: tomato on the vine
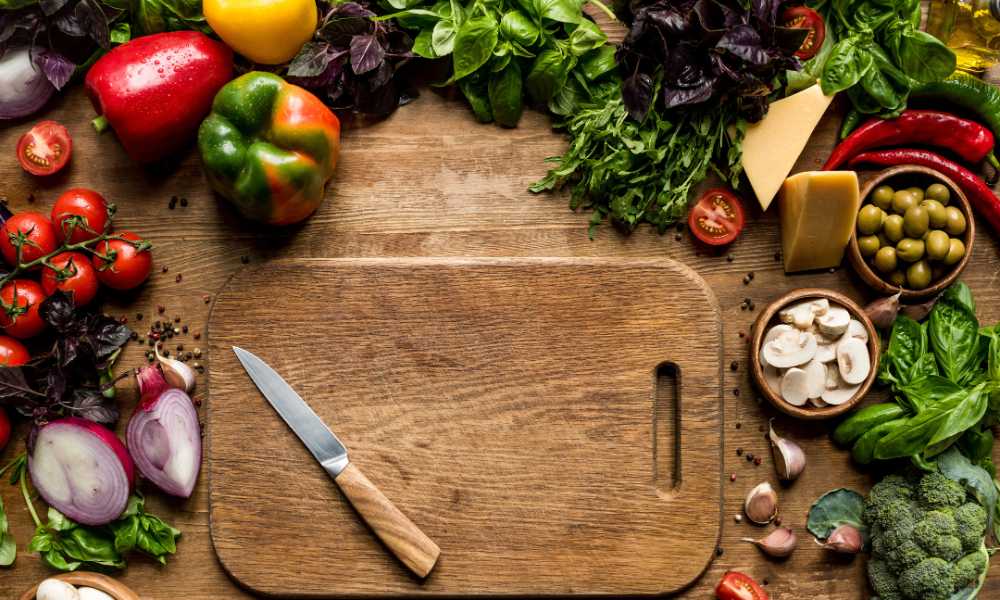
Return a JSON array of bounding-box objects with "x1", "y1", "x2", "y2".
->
[
  {"x1": 688, "y1": 188, "x2": 745, "y2": 247},
  {"x1": 42, "y1": 252, "x2": 100, "y2": 307},
  {"x1": 781, "y1": 6, "x2": 825, "y2": 60},
  {"x1": 715, "y1": 572, "x2": 768, "y2": 600},
  {"x1": 0, "y1": 335, "x2": 30, "y2": 366},
  {"x1": 0, "y1": 279, "x2": 47, "y2": 339},
  {"x1": 92, "y1": 231, "x2": 152, "y2": 291},
  {"x1": 16, "y1": 120, "x2": 72, "y2": 177},
  {"x1": 0, "y1": 212, "x2": 58, "y2": 267},
  {"x1": 51, "y1": 188, "x2": 111, "y2": 244}
]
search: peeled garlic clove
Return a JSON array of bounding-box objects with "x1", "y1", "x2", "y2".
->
[
  {"x1": 78, "y1": 589, "x2": 114, "y2": 600},
  {"x1": 742, "y1": 526, "x2": 797, "y2": 558},
  {"x1": 36, "y1": 578, "x2": 80, "y2": 600},
  {"x1": 769, "y1": 420, "x2": 806, "y2": 481},
  {"x1": 744, "y1": 482, "x2": 778, "y2": 525},
  {"x1": 155, "y1": 345, "x2": 196, "y2": 393},
  {"x1": 822, "y1": 524, "x2": 862, "y2": 554}
]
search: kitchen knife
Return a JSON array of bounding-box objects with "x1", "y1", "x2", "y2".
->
[{"x1": 232, "y1": 346, "x2": 441, "y2": 578}]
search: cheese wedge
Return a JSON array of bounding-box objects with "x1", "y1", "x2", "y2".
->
[
  {"x1": 741, "y1": 84, "x2": 835, "y2": 211},
  {"x1": 779, "y1": 171, "x2": 860, "y2": 273}
]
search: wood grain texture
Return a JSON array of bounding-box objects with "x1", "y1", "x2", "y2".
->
[
  {"x1": 334, "y1": 462, "x2": 441, "y2": 578},
  {"x1": 208, "y1": 257, "x2": 724, "y2": 596},
  {"x1": 0, "y1": 69, "x2": 999, "y2": 599}
]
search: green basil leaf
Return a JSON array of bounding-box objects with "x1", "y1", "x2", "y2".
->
[
  {"x1": 450, "y1": 16, "x2": 498, "y2": 81},
  {"x1": 432, "y1": 19, "x2": 457, "y2": 57},
  {"x1": 47, "y1": 509, "x2": 75, "y2": 532},
  {"x1": 412, "y1": 29, "x2": 438, "y2": 59},
  {"x1": 42, "y1": 549, "x2": 81, "y2": 572},
  {"x1": 874, "y1": 385, "x2": 966, "y2": 459},
  {"x1": 488, "y1": 60, "x2": 523, "y2": 127},
  {"x1": 111, "y1": 516, "x2": 140, "y2": 554},
  {"x1": 881, "y1": 315, "x2": 927, "y2": 384},
  {"x1": 459, "y1": 76, "x2": 493, "y2": 122},
  {"x1": 385, "y1": 0, "x2": 423, "y2": 10},
  {"x1": 536, "y1": 0, "x2": 581, "y2": 23},
  {"x1": 500, "y1": 10, "x2": 539, "y2": 47},
  {"x1": 821, "y1": 36, "x2": 872, "y2": 95},
  {"x1": 928, "y1": 383, "x2": 988, "y2": 448},
  {"x1": 548, "y1": 75, "x2": 588, "y2": 116},
  {"x1": 937, "y1": 446, "x2": 998, "y2": 527},
  {"x1": 894, "y1": 28, "x2": 956, "y2": 83},
  {"x1": 898, "y1": 374, "x2": 962, "y2": 414},
  {"x1": 491, "y1": 48, "x2": 512, "y2": 71},
  {"x1": 580, "y1": 45, "x2": 616, "y2": 80},
  {"x1": 567, "y1": 19, "x2": 605, "y2": 56},
  {"x1": 449, "y1": 0, "x2": 465, "y2": 26},
  {"x1": 957, "y1": 426, "x2": 994, "y2": 464},
  {"x1": 930, "y1": 293, "x2": 981, "y2": 385},
  {"x1": 526, "y1": 48, "x2": 572, "y2": 103},
  {"x1": 0, "y1": 495, "x2": 13, "y2": 567},
  {"x1": 109, "y1": 21, "x2": 130, "y2": 44},
  {"x1": 945, "y1": 281, "x2": 976, "y2": 313},
  {"x1": 389, "y1": 8, "x2": 443, "y2": 29},
  {"x1": 134, "y1": 515, "x2": 180, "y2": 564}
]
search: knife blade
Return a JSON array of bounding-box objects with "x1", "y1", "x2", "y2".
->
[{"x1": 232, "y1": 346, "x2": 441, "y2": 578}]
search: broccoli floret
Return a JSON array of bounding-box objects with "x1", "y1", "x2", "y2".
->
[
  {"x1": 883, "y1": 540, "x2": 929, "y2": 573},
  {"x1": 917, "y1": 472, "x2": 966, "y2": 510},
  {"x1": 952, "y1": 550, "x2": 987, "y2": 591},
  {"x1": 953, "y1": 503, "x2": 987, "y2": 552},
  {"x1": 913, "y1": 510, "x2": 963, "y2": 561},
  {"x1": 868, "y1": 559, "x2": 903, "y2": 600},
  {"x1": 870, "y1": 498, "x2": 920, "y2": 532},
  {"x1": 865, "y1": 476, "x2": 915, "y2": 526},
  {"x1": 898, "y1": 557, "x2": 954, "y2": 600}
]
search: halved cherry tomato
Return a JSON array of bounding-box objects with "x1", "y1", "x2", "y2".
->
[
  {"x1": 51, "y1": 188, "x2": 111, "y2": 244},
  {"x1": 92, "y1": 231, "x2": 153, "y2": 291},
  {"x1": 42, "y1": 252, "x2": 100, "y2": 307},
  {"x1": 0, "y1": 409, "x2": 9, "y2": 451},
  {"x1": 0, "y1": 279, "x2": 47, "y2": 339},
  {"x1": 782, "y1": 6, "x2": 825, "y2": 60},
  {"x1": 0, "y1": 212, "x2": 59, "y2": 267},
  {"x1": 16, "y1": 120, "x2": 72, "y2": 176},
  {"x1": 716, "y1": 571, "x2": 769, "y2": 600},
  {"x1": 0, "y1": 335, "x2": 30, "y2": 367},
  {"x1": 688, "y1": 188, "x2": 745, "y2": 246}
]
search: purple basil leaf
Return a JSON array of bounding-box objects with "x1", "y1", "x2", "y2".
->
[
  {"x1": 773, "y1": 25, "x2": 810, "y2": 55},
  {"x1": 622, "y1": 72, "x2": 654, "y2": 121},
  {"x1": 368, "y1": 59, "x2": 394, "y2": 88},
  {"x1": 319, "y1": 2, "x2": 374, "y2": 46},
  {"x1": 751, "y1": 0, "x2": 781, "y2": 30},
  {"x1": 717, "y1": 25, "x2": 768, "y2": 65},
  {"x1": 40, "y1": 0, "x2": 72, "y2": 16},
  {"x1": 350, "y1": 33, "x2": 385, "y2": 75},
  {"x1": 74, "y1": 0, "x2": 110, "y2": 49},
  {"x1": 71, "y1": 389, "x2": 118, "y2": 424},
  {"x1": 288, "y1": 41, "x2": 334, "y2": 78},
  {"x1": 36, "y1": 50, "x2": 75, "y2": 90},
  {"x1": 662, "y1": 79, "x2": 715, "y2": 108}
]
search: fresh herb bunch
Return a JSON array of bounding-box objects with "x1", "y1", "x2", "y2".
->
[
  {"x1": 616, "y1": 0, "x2": 807, "y2": 122},
  {"x1": 129, "y1": 0, "x2": 210, "y2": 35},
  {"x1": 385, "y1": 0, "x2": 617, "y2": 126},
  {"x1": 286, "y1": 0, "x2": 418, "y2": 117},
  {"x1": 530, "y1": 79, "x2": 744, "y2": 236},
  {"x1": 808, "y1": 0, "x2": 955, "y2": 116}
]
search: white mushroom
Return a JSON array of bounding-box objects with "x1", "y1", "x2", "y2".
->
[
  {"x1": 77, "y1": 589, "x2": 114, "y2": 600},
  {"x1": 780, "y1": 368, "x2": 811, "y2": 406},
  {"x1": 808, "y1": 298, "x2": 830, "y2": 316},
  {"x1": 762, "y1": 329, "x2": 817, "y2": 368},
  {"x1": 779, "y1": 301, "x2": 820, "y2": 330},
  {"x1": 762, "y1": 361, "x2": 784, "y2": 393},
  {"x1": 821, "y1": 380, "x2": 861, "y2": 405},
  {"x1": 809, "y1": 396, "x2": 829, "y2": 408},
  {"x1": 803, "y1": 359, "x2": 826, "y2": 399},
  {"x1": 817, "y1": 305, "x2": 851, "y2": 337},
  {"x1": 36, "y1": 578, "x2": 79, "y2": 600},
  {"x1": 845, "y1": 319, "x2": 869, "y2": 343},
  {"x1": 837, "y1": 338, "x2": 871, "y2": 385},
  {"x1": 824, "y1": 363, "x2": 840, "y2": 390},
  {"x1": 763, "y1": 323, "x2": 797, "y2": 346},
  {"x1": 814, "y1": 332, "x2": 839, "y2": 363}
]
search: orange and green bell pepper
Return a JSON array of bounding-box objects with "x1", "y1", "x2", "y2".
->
[{"x1": 197, "y1": 72, "x2": 341, "y2": 225}]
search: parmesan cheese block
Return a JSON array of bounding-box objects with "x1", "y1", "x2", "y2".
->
[
  {"x1": 740, "y1": 84, "x2": 835, "y2": 211},
  {"x1": 779, "y1": 171, "x2": 860, "y2": 273}
]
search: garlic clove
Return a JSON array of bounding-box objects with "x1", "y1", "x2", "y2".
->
[
  {"x1": 821, "y1": 524, "x2": 863, "y2": 554},
  {"x1": 744, "y1": 481, "x2": 778, "y2": 525},
  {"x1": 768, "y1": 420, "x2": 806, "y2": 481},
  {"x1": 742, "y1": 526, "x2": 797, "y2": 558},
  {"x1": 864, "y1": 290, "x2": 902, "y2": 330},
  {"x1": 155, "y1": 344, "x2": 196, "y2": 393}
]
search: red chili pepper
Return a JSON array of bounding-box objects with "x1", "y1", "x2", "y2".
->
[
  {"x1": 84, "y1": 32, "x2": 233, "y2": 164},
  {"x1": 824, "y1": 110, "x2": 999, "y2": 170},
  {"x1": 848, "y1": 148, "x2": 1000, "y2": 236}
]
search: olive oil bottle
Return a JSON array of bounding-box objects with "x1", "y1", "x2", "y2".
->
[{"x1": 927, "y1": 0, "x2": 1000, "y2": 73}]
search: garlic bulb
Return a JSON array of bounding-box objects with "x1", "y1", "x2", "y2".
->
[
  {"x1": 744, "y1": 482, "x2": 778, "y2": 525},
  {"x1": 742, "y1": 526, "x2": 797, "y2": 558},
  {"x1": 768, "y1": 420, "x2": 806, "y2": 482}
]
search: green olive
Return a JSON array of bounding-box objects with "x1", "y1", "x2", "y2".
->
[
  {"x1": 857, "y1": 205, "x2": 885, "y2": 235},
  {"x1": 896, "y1": 238, "x2": 926, "y2": 262},
  {"x1": 944, "y1": 238, "x2": 966, "y2": 266},
  {"x1": 874, "y1": 246, "x2": 898, "y2": 273},
  {"x1": 906, "y1": 187, "x2": 925, "y2": 202},
  {"x1": 888, "y1": 270, "x2": 907, "y2": 287},
  {"x1": 925, "y1": 230, "x2": 950, "y2": 261},
  {"x1": 945, "y1": 206, "x2": 967, "y2": 235},
  {"x1": 892, "y1": 190, "x2": 918, "y2": 214},
  {"x1": 907, "y1": 260, "x2": 933, "y2": 290},
  {"x1": 903, "y1": 205, "x2": 930, "y2": 238},
  {"x1": 877, "y1": 232, "x2": 892, "y2": 248},
  {"x1": 883, "y1": 214, "x2": 905, "y2": 243},
  {"x1": 871, "y1": 185, "x2": 895, "y2": 210},
  {"x1": 920, "y1": 199, "x2": 947, "y2": 229},
  {"x1": 858, "y1": 235, "x2": 881, "y2": 257},
  {"x1": 925, "y1": 182, "x2": 950, "y2": 204}
]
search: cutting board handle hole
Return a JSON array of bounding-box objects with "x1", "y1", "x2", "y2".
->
[{"x1": 653, "y1": 362, "x2": 680, "y2": 495}]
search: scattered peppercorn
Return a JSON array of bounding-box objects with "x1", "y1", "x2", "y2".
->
[
  {"x1": 746, "y1": 453, "x2": 754, "y2": 462},
  {"x1": 157, "y1": 305, "x2": 165, "y2": 314},
  {"x1": 136, "y1": 313, "x2": 143, "y2": 321},
  {"x1": 729, "y1": 473, "x2": 736, "y2": 482},
  {"x1": 182, "y1": 325, "x2": 189, "y2": 334},
  {"x1": 162, "y1": 266, "x2": 169, "y2": 273},
  {"x1": 193, "y1": 332, "x2": 201, "y2": 340},
  {"x1": 26, "y1": 193, "x2": 35, "y2": 204},
  {"x1": 715, "y1": 546, "x2": 724, "y2": 557},
  {"x1": 674, "y1": 234, "x2": 682, "y2": 241},
  {"x1": 730, "y1": 361, "x2": 739, "y2": 371},
  {"x1": 176, "y1": 344, "x2": 184, "y2": 352},
  {"x1": 726, "y1": 254, "x2": 734, "y2": 262},
  {"x1": 734, "y1": 514, "x2": 743, "y2": 523},
  {"x1": 753, "y1": 456, "x2": 762, "y2": 466},
  {"x1": 735, "y1": 422, "x2": 742, "y2": 430},
  {"x1": 742, "y1": 275, "x2": 751, "y2": 285},
  {"x1": 168, "y1": 196, "x2": 177, "y2": 210},
  {"x1": 733, "y1": 388, "x2": 740, "y2": 396},
  {"x1": 174, "y1": 316, "x2": 181, "y2": 323},
  {"x1": 193, "y1": 348, "x2": 202, "y2": 358},
  {"x1": 180, "y1": 197, "x2": 188, "y2": 207},
  {"x1": 175, "y1": 274, "x2": 182, "y2": 283},
  {"x1": 241, "y1": 255, "x2": 250, "y2": 264},
  {"x1": 203, "y1": 295, "x2": 211, "y2": 304},
  {"x1": 774, "y1": 516, "x2": 782, "y2": 527},
  {"x1": 736, "y1": 448, "x2": 743, "y2": 456},
  {"x1": 773, "y1": 251, "x2": 781, "y2": 262}
]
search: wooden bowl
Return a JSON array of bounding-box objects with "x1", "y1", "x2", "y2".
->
[
  {"x1": 848, "y1": 165, "x2": 975, "y2": 301},
  {"x1": 19, "y1": 572, "x2": 139, "y2": 600},
  {"x1": 750, "y1": 288, "x2": 880, "y2": 420}
]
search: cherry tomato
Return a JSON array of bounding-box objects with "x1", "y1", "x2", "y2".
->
[
  {"x1": 92, "y1": 231, "x2": 153, "y2": 291},
  {"x1": 51, "y1": 188, "x2": 111, "y2": 244},
  {"x1": 42, "y1": 252, "x2": 100, "y2": 307},
  {"x1": 0, "y1": 279, "x2": 47, "y2": 339},
  {"x1": 781, "y1": 6, "x2": 825, "y2": 60},
  {"x1": 16, "y1": 120, "x2": 72, "y2": 176},
  {"x1": 0, "y1": 212, "x2": 59, "y2": 267},
  {"x1": 0, "y1": 409, "x2": 9, "y2": 451},
  {"x1": 0, "y1": 335, "x2": 29, "y2": 367},
  {"x1": 688, "y1": 188, "x2": 746, "y2": 246},
  {"x1": 715, "y1": 572, "x2": 769, "y2": 600}
]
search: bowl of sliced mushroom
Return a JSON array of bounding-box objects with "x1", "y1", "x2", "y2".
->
[
  {"x1": 19, "y1": 573, "x2": 139, "y2": 600},
  {"x1": 750, "y1": 288, "x2": 880, "y2": 420}
]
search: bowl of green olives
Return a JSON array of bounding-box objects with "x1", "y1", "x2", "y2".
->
[{"x1": 847, "y1": 165, "x2": 974, "y2": 300}]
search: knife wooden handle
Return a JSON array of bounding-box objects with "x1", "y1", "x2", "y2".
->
[{"x1": 335, "y1": 462, "x2": 440, "y2": 578}]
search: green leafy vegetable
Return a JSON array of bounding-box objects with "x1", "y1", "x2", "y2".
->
[
  {"x1": 937, "y1": 447, "x2": 998, "y2": 533},
  {"x1": 807, "y1": 488, "x2": 868, "y2": 544},
  {"x1": 110, "y1": 494, "x2": 181, "y2": 565},
  {"x1": 131, "y1": 0, "x2": 211, "y2": 34}
]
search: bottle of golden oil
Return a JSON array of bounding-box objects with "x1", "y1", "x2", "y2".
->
[{"x1": 927, "y1": 0, "x2": 1000, "y2": 72}]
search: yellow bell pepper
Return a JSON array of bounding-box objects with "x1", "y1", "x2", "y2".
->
[{"x1": 204, "y1": 0, "x2": 316, "y2": 65}]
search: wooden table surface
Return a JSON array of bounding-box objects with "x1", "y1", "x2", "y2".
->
[{"x1": 1, "y1": 82, "x2": 999, "y2": 599}]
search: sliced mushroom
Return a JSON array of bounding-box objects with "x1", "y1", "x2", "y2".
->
[
  {"x1": 837, "y1": 338, "x2": 871, "y2": 385},
  {"x1": 845, "y1": 319, "x2": 869, "y2": 343},
  {"x1": 814, "y1": 332, "x2": 839, "y2": 363},
  {"x1": 762, "y1": 329, "x2": 817, "y2": 369},
  {"x1": 808, "y1": 298, "x2": 830, "y2": 316},
  {"x1": 780, "y1": 368, "x2": 811, "y2": 406},
  {"x1": 821, "y1": 380, "x2": 861, "y2": 405},
  {"x1": 804, "y1": 359, "x2": 826, "y2": 399},
  {"x1": 763, "y1": 323, "x2": 797, "y2": 346},
  {"x1": 824, "y1": 362, "x2": 840, "y2": 390},
  {"x1": 762, "y1": 361, "x2": 784, "y2": 393},
  {"x1": 779, "y1": 301, "x2": 819, "y2": 330},
  {"x1": 817, "y1": 306, "x2": 851, "y2": 337},
  {"x1": 809, "y1": 396, "x2": 829, "y2": 408}
]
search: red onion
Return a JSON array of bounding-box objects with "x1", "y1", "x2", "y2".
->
[
  {"x1": 0, "y1": 47, "x2": 56, "y2": 120},
  {"x1": 28, "y1": 417, "x2": 134, "y2": 526},
  {"x1": 127, "y1": 366, "x2": 201, "y2": 497}
]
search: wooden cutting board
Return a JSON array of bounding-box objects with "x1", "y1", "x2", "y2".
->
[{"x1": 207, "y1": 257, "x2": 723, "y2": 597}]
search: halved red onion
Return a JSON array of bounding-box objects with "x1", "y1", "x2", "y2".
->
[
  {"x1": 28, "y1": 417, "x2": 134, "y2": 526},
  {"x1": 0, "y1": 47, "x2": 56, "y2": 120},
  {"x1": 127, "y1": 386, "x2": 201, "y2": 498}
]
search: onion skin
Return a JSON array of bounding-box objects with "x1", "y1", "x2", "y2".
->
[
  {"x1": 0, "y1": 47, "x2": 56, "y2": 120},
  {"x1": 127, "y1": 387, "x2": 201, "y2": 498}
]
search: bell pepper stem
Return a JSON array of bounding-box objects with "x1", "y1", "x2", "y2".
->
[
  {"x1": 987, "y1": 152, "x2": 999, "y2": 170},
  {"x1": 92, "y1": 115, "x2": 110, "y2": 134}
]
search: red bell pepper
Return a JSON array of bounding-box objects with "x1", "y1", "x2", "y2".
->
[{"x1": 84, "y1": 32, "x2": 233, "y2": 164}]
